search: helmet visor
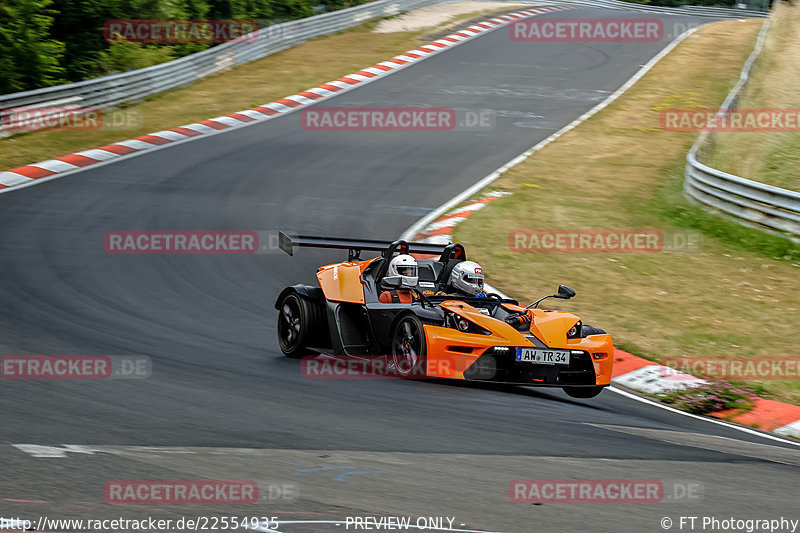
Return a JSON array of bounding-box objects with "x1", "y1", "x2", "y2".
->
[
  {"x1": 465, "y1": 275, "x2": 484, "y2": 290},
  {"x1": 397, "y1": 265, "x2": 418, "y2": 278}
]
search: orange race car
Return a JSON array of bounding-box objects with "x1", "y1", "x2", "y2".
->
[{"x1": 275, "y1": 232, "x2": 614, "y2": 398}]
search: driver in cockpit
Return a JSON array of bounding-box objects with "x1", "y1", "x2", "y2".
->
[{"x1": 437, "y1": 261, "x2": 487, "y2": 298}]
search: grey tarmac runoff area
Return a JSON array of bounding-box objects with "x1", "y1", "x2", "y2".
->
[{"x1": 0, "y1": 5, "x2": 798, "y2": 533}]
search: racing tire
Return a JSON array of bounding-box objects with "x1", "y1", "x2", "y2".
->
[
  {"x1": 563, "y1": 386, "x2": 605, "y2": 399},
  {"x1": 391, "y1": 315, "x2": 427, "y2": 378},
  {"x1": 277, "y1": 293, "x2": 319, "y2": 358}
]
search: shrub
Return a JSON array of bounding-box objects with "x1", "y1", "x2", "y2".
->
[{"x1": 658, "y1": 380, "x2": 757, "y2": 414}]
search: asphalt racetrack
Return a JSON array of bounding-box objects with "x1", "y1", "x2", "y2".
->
[{"x1": 1, "y1": 6, "x2": 798, "y2": 533}]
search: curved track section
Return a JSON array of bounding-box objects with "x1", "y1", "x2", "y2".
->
[{"x1": 1, "y1": 7, "x2": 798, "y2": 533}]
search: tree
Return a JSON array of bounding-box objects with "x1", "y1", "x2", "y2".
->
[
  {"x1": 0, "y1": 0, "x2": 65, "y2": 93},
  {"x1": 50, "y1": 0, "x2": 122, "y2": 81},
  {"x1": 1, "y1": 0, "x2": 329, "y2": 92}
]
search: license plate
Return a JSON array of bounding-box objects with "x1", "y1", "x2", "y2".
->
[{"x1": 515, "y1": 348, "x2": 570, "y2": 365}]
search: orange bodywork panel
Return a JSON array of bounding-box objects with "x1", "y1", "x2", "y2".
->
[
  {"x1": 316, "y1": 258, "x2": 377, "y2": 304},
  {"x1": 423, "y1": 301, "x2": 614, "y2": 385},
  {"x1": 424, "y1": 326, "x2": 511, "y2": 378},
  {"x1": 528, "y1": 309, "x2": 579, "y2": 347}
]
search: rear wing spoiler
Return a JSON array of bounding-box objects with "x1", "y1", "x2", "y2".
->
[{"x1": 278, "y1": 231, "x2": 451, "y2": 260}]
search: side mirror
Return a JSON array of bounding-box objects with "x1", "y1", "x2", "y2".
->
[
  {"x1": 380, "y1": 276, "x2": 403, "y2": 290},
  {"x1": 527, "y1": 285, "x2": 576, "y2": 309},
  {"x1": 556, "y1": 285, "x2": 576, "y2": 299}
]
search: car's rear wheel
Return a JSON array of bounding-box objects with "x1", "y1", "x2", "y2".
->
[
  {"x1": 277, "y1": 293, "x2": 317, "y2": 358},
  {"x1": 563, "y1": 386, "x2": 604, "y2": 398},
  {"x1": 391, "y1": 315, "x2": 427, "y2": 378}
]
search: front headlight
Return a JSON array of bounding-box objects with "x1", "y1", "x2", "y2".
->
[
  {"x1": 445, "y1": 311, "x2": 491, "y2": 335},
  {"x1": 567, "y1": 321, "x2": 582, "y2": 338}
]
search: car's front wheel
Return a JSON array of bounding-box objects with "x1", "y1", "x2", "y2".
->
[
  {"x1": 277, "y1": 293, "x2": 316, "y2": 358},
  {"x1": 391, "y1": 315, "x2": 427, "y2": 378},
  {"x1": 563, "y1": 386, "x2": 605, "y2": 399}
]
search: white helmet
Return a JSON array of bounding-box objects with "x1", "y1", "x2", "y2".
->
[
  {"x1": 449, "y1": 261, "x2": 484, "y2": 296},
  {"x1": 389, "y1": 254, "x2": 418, "y2": 287}
]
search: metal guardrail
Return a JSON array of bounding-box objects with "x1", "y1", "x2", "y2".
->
[
  {"x1": 0, "y1": 0, "x2": 769, "y2": 137},
  {"x1": 0, "y1": 0, "x2": 439, "y2": 134},
  {"x1": 683, "y1": 16, "x2": 800, "y2": 239},
  {"x1": 0, "y1": 0, "x2": 767, "y2": 110},
  {"x1": 558, "y1": 0, "x2": 768, "y2": 18}
]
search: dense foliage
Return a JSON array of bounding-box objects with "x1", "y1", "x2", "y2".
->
[{"x1": 0, "y1": 0, "x2": 365, "y2": 93}]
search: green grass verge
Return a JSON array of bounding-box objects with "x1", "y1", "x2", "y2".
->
[
  {"x1": 651, "y1": 162, "x2": 800, "y2": 262},
  {"x1": 452, "y1": 18, "x2": 800, "y2": 406},
  {"x1": 704, "y1": 1, "x2": 800, "y2": 191}
]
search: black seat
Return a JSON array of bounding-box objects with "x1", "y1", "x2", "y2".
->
[
  {"x1": 373, "y1": 240, "x2": 410, "y2": 283},
  {"x1": 417, "y1": 262, "x2": 439, "y2": 283},
  {"x1": 435, "y1": 243, "x2": 467, "y2": 293}
]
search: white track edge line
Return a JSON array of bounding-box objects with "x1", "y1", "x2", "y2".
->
[
  {"x1": 401, "y1": 22, "x2": 706, "y2": 242},
  {"x1": 0, "y1": 5, "x2": 565, "y2": 196},
  {"x1": 395, "y1": 23, "x2": 800, "y2": 446},
  {"x1": 608, "y1": 386, "x2": 800, "y2": 447}
]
